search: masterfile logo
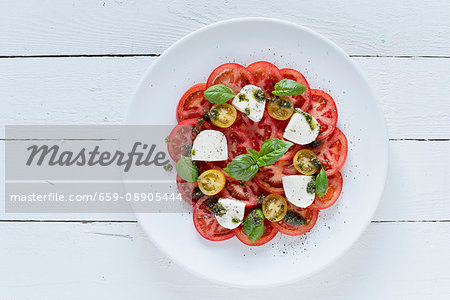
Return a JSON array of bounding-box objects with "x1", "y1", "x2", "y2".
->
[
  {"x1": 4, "y1": 125, "x2": 190, "y2": 213},
  {"x1": 26, "y1": 141, "x2": 169, "y2": 172}
]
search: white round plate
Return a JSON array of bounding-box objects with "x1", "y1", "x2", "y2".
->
[{"x1": 126, "y1": 18, "x2": 388, "y2": 287}]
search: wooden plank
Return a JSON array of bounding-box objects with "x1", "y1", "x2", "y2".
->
[
  {"x1": 0, "y1": 141, "x2": 448, "y2": 221},
  {"x1": 0, "y1": 57, "x2": 155, "y2": 125},
  {"x1": 0, "y1": 0, "x2": 449, "y2": 56},
  {"x1": 0, "y1": 221, "x2": 448, "y2": 298},
  {"x1": 354, "y1": 57, "x2": 450, "y2": 139},
  {"x1": 373, "y1": 141, "x2": 450, "y2": 221},
  {"x1": 0, "y1": 56, "x2": 449, "y2": 139}
]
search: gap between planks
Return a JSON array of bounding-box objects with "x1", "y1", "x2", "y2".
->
[{"x1": 0, "y1": 54, "x2": 450, "y2": 59}]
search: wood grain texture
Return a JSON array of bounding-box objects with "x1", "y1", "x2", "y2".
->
[
  {"x1": 373, "y1": 141, "x2": 450, "y2": 221},
  {"x1": 0, "y1": 0, "x2": 449, "y2": 57},
  {"x1": 0, "y1": 57, "x2": 153, "y2": 125},
  {"x1": 355, "y1": 57, "x2": 450, "y2": 139},
  {"x1": 0, "y1": 57, "x2": 449, "y2": 139},
  {"x1": 0, "y1": 222, "x2": 448, "y2": 299},
  {"x1": 1, "y1": 2, "x2": 449, "y2": 297}
]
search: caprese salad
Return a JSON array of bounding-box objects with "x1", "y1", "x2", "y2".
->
[{"x1": 167, "y1": 61, "x2": 348, "y2": 246}]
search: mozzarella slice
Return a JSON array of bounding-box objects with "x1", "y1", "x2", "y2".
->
[
  {"x1": 215, "y1": 198, "x2": 246, "y2": 229},
  {"x1": 283, "y1": 109, "x2": 320, "y2": 145},
  {"x1": 282, "y1": 175, "x2": 316, "y2": 208},
  {"x1": 191, "y1": 130, "x2": 228, "y2": 161},
  {"x1": 232, "y1": 85, "x2": 266, "y2": 122}
]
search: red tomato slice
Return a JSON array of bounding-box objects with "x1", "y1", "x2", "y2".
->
[
  {"x1": 254, "y1": 160, "x2": 298, "y2": 194},
  {"x1": 246, "y1": 61, "x2": 283, "y2": 97},
  {"x1": 176, "y1": 83, "x2": 212, "y2": 122},
  {"x1": 309, "y1": 89, "x2": 338, "y2": 139},
  {"x1": 225, "y1": 127, "x2": 257, "y2": 161},
  {"x1": 310, "y1": 172, "x2": 343, "y2": 209},
  {"x1": 193, "y1": 196, "x2": 236, "y2": 241},
  {"x1": 311, "y1": 128, "x2": 348, "y2": 176},
  {"x1": 279, "y1": 143, "x2": 303, "y2": 161},
  {"x1": 234, "y1": 111, "x2": 279, "y2": 148},
  {"x1": 166, "y1": 118, "x2": 211, "y2": 162},
  {"x1": 271, "y1": 205, "x2": 319, "y2": 236},
  {"x1": 198, "y1": 161, "x2": 229, "y2": 179},
  {"x1": 220, "y1": 178, "x2": 262, "y2": 207},
  {"x1": 176, "y1": 175, "x2": 202, "y2": 206},
  {"x1": 234, "y1": 219, "x2": 278, "y2": 246},
  {"x1": 167, "y1": 119, "x2": 197, "y2": 162},
  {"x1": 280, "y1": 68, "x2": 312, "y2": 111},
  {"x1": 206, "y1": 63, "x2": 254, "y2": 94}
]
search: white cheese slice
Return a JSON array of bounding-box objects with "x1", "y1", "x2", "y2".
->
[
  {"x1": 215, "y1": 198, "x2": 246, "y2": 229},
  {"x1": 232, "y1": 85, "x2": 266, "y2": 122},
  {"x1": 191, "y1": 130, "x2": 228, "y2": 161},
  {"x1": 283, "y1": 109, "x2": 320, "y2": 145},
  {"x1": 282, "y1": 175, "x2": 316, "y2": 208}
]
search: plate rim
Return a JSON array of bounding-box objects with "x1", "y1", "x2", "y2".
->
[{"x1": 126, "y1": 17, "x2": 389, "y2": 287}]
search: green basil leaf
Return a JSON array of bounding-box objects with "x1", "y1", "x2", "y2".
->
[
  {"x1": 203, "y1": 84, "x2": 235, "y2": 104},
  {"x1": 224, "y1": 154, "x2": 259, "y2": 181},
  {"x1": 258, "y1": 138, "x2": 293, "y2": 157},
  {"x1": 242, "y1": 208, "x2": 265, "y2": 243},
  {"x1": 225, "y1": 139, "x2": 292, "y2": 181},
  {"x1": 272, "y1": 79, "x2": 306, "y2": 97},
  {"x1": 249, "y1": 224, "x2": 265, "y2": 243},
  {"x1": 246, "y1": 148, "x2": 259, "y2": 160},
  {"x1": 315, "y1": 168, "x2": 329, "y2": 197},
  {"x1": 175, "y1": 155, "x2": 198, "y2": 182},
  {"x1": 243, "y1": 218, "x2": 254, "y2": 236},
  {"x1": 257, "y1": 139, "x2": 293, "y2": 166}
]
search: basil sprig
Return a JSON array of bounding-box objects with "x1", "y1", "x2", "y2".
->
[
  {"x1": 203, "y1": 84, "x2": 235, "y2": 104},
  {"x1": 272, "y1": 79, "x2": 306, "y2": 97},
  {"x1": 176, "y1": 155, "x2": 198, "y2": 182},
  {"x1": 243, "y1": 208, "x2": 265, "y2": 243},
  {"x1": 315, "y1": 168, "x2": 328, "y2": 197},
  {"x1": 224, "y1": 139, "x2": 293, "y2": 181}
]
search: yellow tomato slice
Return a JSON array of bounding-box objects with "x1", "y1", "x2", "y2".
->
[
  {"x1": 262, "y1": 194, "x2": 288, "y2": 222},
  {"x1": 293, "y1": 149, "x2": 321, "y2": 175},
  {"x1": 267, "y1": 97, "x2": 294, "y2": 120},
  {"x1": 209, "y1": 103, "x2": 237, "y2": 128},
  {"x1": 197, "y1": 169, "x2": 226, "y2": 196}
]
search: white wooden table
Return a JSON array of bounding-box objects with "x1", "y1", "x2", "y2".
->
[{"x1": 1, "y1": 1, "x2": 449, "y2": 299}]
